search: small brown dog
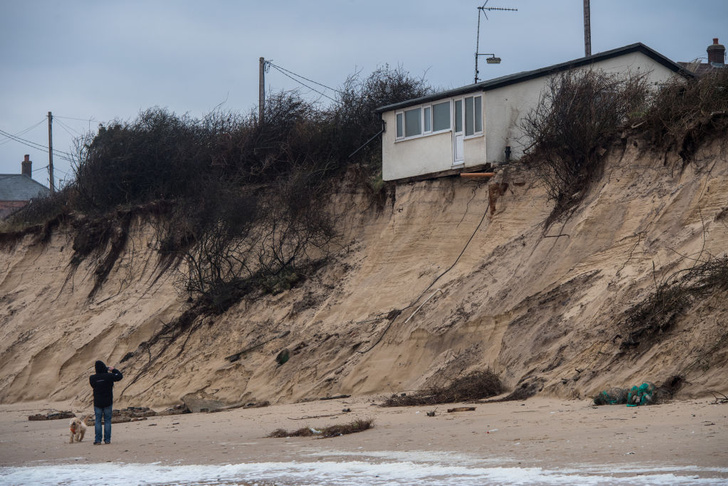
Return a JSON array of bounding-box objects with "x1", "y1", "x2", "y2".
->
[{"x1": 69, "y1": 415, "x2": 88, "y2": 443}]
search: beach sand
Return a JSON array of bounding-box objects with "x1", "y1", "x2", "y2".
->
[{"x1": 1, "y1": 396, "x2": 726, "y2": 472}]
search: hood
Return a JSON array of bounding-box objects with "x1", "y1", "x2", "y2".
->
[{"x1": 95, "y1": 360, "x2": 108, "y2": 374}]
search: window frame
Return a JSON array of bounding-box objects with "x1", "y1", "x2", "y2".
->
[
  {"x1": 395, "y1": 100, "x2": 453, "y2": 141},
  {"x1": 461, "y1": 95, "x2": 483, "y2": 138}
]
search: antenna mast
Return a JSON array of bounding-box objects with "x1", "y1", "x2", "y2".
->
[
  {"x1": 475, "y1": 1, "x2": 517, "y2": 83},
  {"x1": 583, "y1": 0, "x2": 591, "y2": 56}
]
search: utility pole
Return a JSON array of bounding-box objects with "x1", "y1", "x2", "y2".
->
[
  {"x1": 259, "y1": 57, "x2": 265, "y2": 125},
  {"x1": 583, "y1": 0, "x2": 591, "y2": 57},
  {"x1": 47, "y1": 111, "x2": 55, "y2": 193}
]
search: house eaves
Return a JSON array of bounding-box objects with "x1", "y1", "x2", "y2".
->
[{"x1": 376, "y1": 43, "x2": 694, "y2": 114}]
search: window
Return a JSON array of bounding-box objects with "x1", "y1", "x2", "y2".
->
[
  {"x1": 464, "y1": 95, "x2": 483, "y2": 136},
  {"x1": 404, "y1": 107, "x2": 421, "y2": 137},
  {"x1": 395, "y1": 100, "x2": 451, "y2": 140},
  {"x1": 474, "y1": 96, "x2": 482, "y2": 133},
  {"x1": 465, "y1": 97, "x2": 474, "y2": 136},
  {"x1": 432, "y1": 102, "x2": 450, "y2": 132},
  {"x1": 454, "y1": 100, "x2": 463, "y2": 133}
]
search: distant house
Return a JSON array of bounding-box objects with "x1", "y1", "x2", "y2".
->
[
  {"x1": 0, "y1": 155, "x2": 51, "y2": 219},
  {"x1": 678, "y1": 38, "x2": 726, "y2": 77},
  {"x1": 377, "y1": 43, "x2": 692, "y2": 182}
]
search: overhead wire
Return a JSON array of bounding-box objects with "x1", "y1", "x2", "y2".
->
[
  {"x1": 0, "y1": 119, "x2": 46, "y2": 146},
  {"x1": 266, "y1": 61, "x2": 341, "y2": 103},
  {"x1": 54, "y1": 118, "x2": 83, "y2": 137},
  {"x1": 266, "y1": 61, "x2": 343, "y2": 95},
  {"x1": 0, "y1": 127, "x2": 75, "y2": 163}
]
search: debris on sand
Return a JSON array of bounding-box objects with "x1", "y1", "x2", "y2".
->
[{"x1": 267, "y1": 418, "x2": 374, "y2": 438}]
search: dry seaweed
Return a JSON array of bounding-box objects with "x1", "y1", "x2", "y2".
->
[{"x1": 382, "y1": 370, "x2": 504, "y2": 407}]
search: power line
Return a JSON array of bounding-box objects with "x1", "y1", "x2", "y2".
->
[
  {"x1": 0, "y1": 127, "x2": 74, "y2": 163},
  {"x1": 54, "y1": 115, "x2": 95, "y2": 122},
  {"x1": 266, "y1": 61, "x2": 341, "y2": 102},
  {"x1": 0, "y1": 119, "x2": 46, "y2": 146},
  {"x1": 267, "y1": 61, "x2": 342, "y2": 94},
  {"x1": 54, "y1": 117, "x2": 83, "y2": 137}
]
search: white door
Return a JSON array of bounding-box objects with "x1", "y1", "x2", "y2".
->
[{"x1": 453, "y1": 99, "x2": 464, "y2": 166}]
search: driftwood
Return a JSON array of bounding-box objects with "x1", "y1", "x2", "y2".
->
[
  {"x1": 319, "y1": 394, "x2": 351, "y2": 401},
  {"x1": 447, "y1": 407, "x2": 476, "y2": 413},
  {"x1": 28, "y1": 411, "x2": 75, "y2": 421},
  {"x1": 288, "y1": 413, "x2": 342, "y2": 421},
  {"x1": 711, "y1": 391, "x2": 728, "y2": 404}
]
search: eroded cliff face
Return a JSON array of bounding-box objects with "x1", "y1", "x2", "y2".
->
[{"x1": 1, "y1": 136, "x2": 727, "y2": 409}]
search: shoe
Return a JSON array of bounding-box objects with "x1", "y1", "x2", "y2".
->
[
  {"x1": 93, "y1": 442, "x2": 101, "y2": 445},
  {"x1": 104, "y1": 441, "x2": 110, "y2": 444}
]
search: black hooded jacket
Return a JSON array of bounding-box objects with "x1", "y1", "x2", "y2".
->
[{"x1": 89, "y1": 360, "x2": 123, "y2": 408}]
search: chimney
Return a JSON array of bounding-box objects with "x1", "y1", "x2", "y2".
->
[
  {"x1": 21, "y1": 154, "x2": 32, "y2": 178},
  {"x1": 707, "y1": 38, "x2": 725, "y2": 65}
]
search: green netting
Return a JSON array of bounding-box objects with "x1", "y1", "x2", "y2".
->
[
  {"x1": 594, "y1": 382, "x2": 656, "y2": 406},
  {"x1": 626, "y1": 382, "x2": 655, "y2": 407}
]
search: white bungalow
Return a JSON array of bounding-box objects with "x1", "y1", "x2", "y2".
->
[{"x1": 377, "y1": 43, "x2": 691, "y2": 182}]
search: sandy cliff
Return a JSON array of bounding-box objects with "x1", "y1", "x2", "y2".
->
[{"x1": 1, "y1": 136, "x2": 726, "y2": 409}]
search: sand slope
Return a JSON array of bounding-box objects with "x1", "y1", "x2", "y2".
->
[{"x1": 0, "y1": 136, "x2": 727, "y2": 410}]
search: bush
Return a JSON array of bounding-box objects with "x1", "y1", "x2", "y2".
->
[
  {"x1": 641, "y1": 68, "x2": 728, "y2": 162},
  {"x1": 4, "y1": 66, "x2": 431, "y2": 313},
  {"x1": 622, "y1": 256, "x2": 728, "y2": 349},
  {"x1": 521, "y1": 70, "x2": 649, "y2": 219},
  {"x1": 332, "y1": 65, "x2": 431, "y2": 169}
]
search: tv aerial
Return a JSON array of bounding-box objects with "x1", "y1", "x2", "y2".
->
[{"x1": 474, "y1": 0, "x2": 517, "y2": 83}]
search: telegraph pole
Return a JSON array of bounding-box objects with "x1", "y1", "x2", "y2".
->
[
  {"x1": 47, "y1": 111, "x2": 55, "y2": 193},
  {"x1": 583, "y1": 0, "x2": 592, "y2": 57},
  {"x1": 259, "y1": 57, "x2": 265, "y2": 125}
]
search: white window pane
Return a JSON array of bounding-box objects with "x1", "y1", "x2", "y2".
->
[
  {"x1": 396, "y1": 113, "x2": 403, "y2": 138},
  {"x1": 424, "y1": 106, "x2": 432, "y2": 132},
  {"x1": 405, "y1": 108, "x2": 421, "y2": 137},
  {"x1": 474, "y1": 96, "x2": 482, "y2": 133},
  {"x1": 433, "y1": 102, "x2": 450, "y2": 131},
  {"x1": 465, "y1": 97, "x2": 474, "y2": 136}
]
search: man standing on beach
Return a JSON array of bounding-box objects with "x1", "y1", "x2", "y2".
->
[{"x1": 89, "y1": 360, "x2": 123, "y2": 445}]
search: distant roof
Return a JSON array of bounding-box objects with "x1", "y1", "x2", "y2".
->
[
  {"x1": 677, "y1": 61, "x2": 726, "y2": 77},
  {"x1": 0, "y1": 174, "x2": 50, "y2": 201},
  {"x1": 377, "y1": 43, "x2": 694, "y2": 113}
]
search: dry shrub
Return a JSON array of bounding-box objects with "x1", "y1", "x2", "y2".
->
[
  {"x1": 521, "y1": 70, "x2": 649, "y2": 222},
  {"x1": 641, "y1": 68, "x2": 728, "y2": 163},
  {"x1": 382, "y1": 370, "x2": 504, "y2": 407},
  {"x1": 622, "y1": 256, "x2": 728, "y2": 349},
  {"x1": 267, "y1": 419, "x2": 373, "y2": 438}
]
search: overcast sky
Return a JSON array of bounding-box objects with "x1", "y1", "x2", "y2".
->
[{"x1": 1, "y1": 0, "x2": 726, "y2": 188}]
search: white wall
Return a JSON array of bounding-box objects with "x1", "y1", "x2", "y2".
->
[
  {"x1": 381, "y1": 110, "x2": 455, "y2": 181},
  {"x1": 483, "y1": 51, "x2": 683, "y2": 165}
]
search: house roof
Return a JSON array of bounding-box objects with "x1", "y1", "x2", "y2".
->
[
  {"x1": 377, "y1": 43, "x2": 694, "y2": 113},
  {"x1": 0, "y1": 174, "x2": 50, "y2": 201},
  {"x1": 677, "y1": 61, "x2": 726, "y2": 77}
]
